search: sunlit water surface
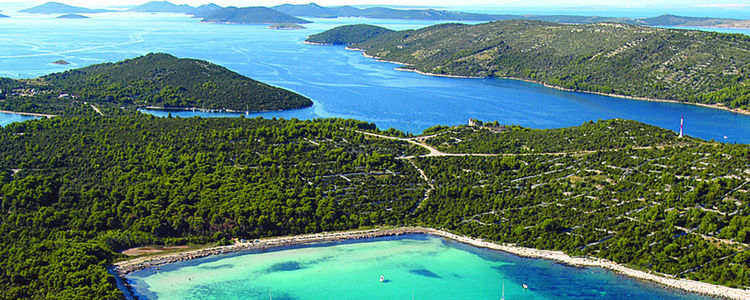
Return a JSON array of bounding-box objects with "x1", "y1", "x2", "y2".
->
[
  {"x1": 0, "y1": 13, "x2": 748, "y2": 142},
  {"x1": 125, "y1": 235, "x2": 712, "y2": 300}
]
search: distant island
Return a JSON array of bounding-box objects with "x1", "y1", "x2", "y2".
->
[
  {"x1": 274, "y1": 3, "x2": 750, "y2": 28},
  {"x1": 0, "y1": 53, "x2": 312, "y2": 115},
  {"x1": 20, "y1": 2, "x2": 114, "y2": 14},
  {"x1": 0, "y1": 14, "x2": 8, "y2": 18},
  {"x1": 267, "y1": 23, "x2": 306, "y2": 30},
  {"x1": 308, "y1": 22, "x2": 750, "y2": 113},
  {"x1": 52, "y1": 60, "x2": 70, "y2": 64},
  {"x1": 127, "y1": 1, "x2": 194, "y2": 14},
  {"x1": 56, "y1": 14, "x2": 88, "y2": 19},
  {"x1": 201, "y1": 6, "x2": 310, "y2": 25}
]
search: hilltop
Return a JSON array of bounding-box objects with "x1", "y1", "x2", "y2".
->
[
  {"x1": 308, "y1": 21, "x2": 750, "y2": 111},
  {"x1": 20, "y1": 2, "x2": 114, "y2": 14},
  {"x1": 127, "y1": 1, "x2": 194, "y2": 13},
  {"x1": 189, "y1": 3, "x2": 222, "y2": 18},
  {"x1": 202, "y1": 6, "x2": 310, "y2": 24},
  {"x1": 0, "y1": 53, "x2": 312, "y2": 115},
  {"x1": 305, "y1": 24, "x2": 394, "y2": 45}
]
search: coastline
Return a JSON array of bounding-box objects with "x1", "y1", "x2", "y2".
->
[
  {"x1": 340, "y1": 46, "x2": 750, "y2": 117},
  {"x1": 0, "y1": 110, "x2": 56, "y2": 118},
  {"x1": 113, "y1": 227, "x2": 750, "y2": 299}
]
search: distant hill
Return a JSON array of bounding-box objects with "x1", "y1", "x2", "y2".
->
[
  {"x1": 188, "y1": 3, "x2": 222, "y2": 18},
  {"x1": 0, "y1": 14, "x2": 8, "y2": 18},
  {"x1": 127, "y1": 1, "x2": 194, "y2": 13},
  {"x1": 273, "y1": 3, "x2": 749, "y2": 28},
  {"x1": 272, "y1": 3, "x2": 505, "y2": 21},
  {"x1": 308, "y1": 21, "x2": 750, "y2": 111},
  {"x1": 20, "y1": 2, "x2": 114, "y2": 14},
  {"x1": 636, "y1": 14, "x2": 750, "y2": 28},
  {"x1": 41, "y1": 53, "x2": 312, "y2": 111},
  {"x1": 202, "y1": 7, "x2": 310, "y2": 24},
  {"x1": 56, "y1": 13, "x2": 89, "y2": 19}
]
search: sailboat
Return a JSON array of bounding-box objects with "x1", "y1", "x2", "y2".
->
[{"x1": 500, "y1": 280, "x2": 505, "y2": 300}]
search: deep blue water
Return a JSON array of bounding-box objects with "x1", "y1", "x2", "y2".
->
[{"x1": 0, "y1": 12, "x2": 748, "y2": 144}]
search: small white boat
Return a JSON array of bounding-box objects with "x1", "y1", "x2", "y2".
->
[
  {"x1": 380, "y1": 275, "x2": 385, "y2": 282},
  {"x1": 522, "y1": 283, "x2": 528, "y2": 289}
]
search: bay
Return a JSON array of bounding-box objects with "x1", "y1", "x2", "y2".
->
[
  {"x1": 0, "y1": 112, "x2": 37, "y2": 126},
  {"x1": 0, "y1": 12, "x2": 748, "y2": 142},
  {"x1": 125, "y1": 234, "x2": 711, "y2": 300}
]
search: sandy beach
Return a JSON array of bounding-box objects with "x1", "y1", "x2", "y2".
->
[
  {"x1": 113, "y1": 227, "x2": 750, "y2": 299},
  {"x1": 338, "y1": 46, "x2": 750, "y2": 117},
  {"x1": 0, "y1": 110, "x2": 56, "y2": 118}
]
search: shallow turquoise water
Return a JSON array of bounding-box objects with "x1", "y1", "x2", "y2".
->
[
  {"x1": 0, "y1": 112, "x2": 37, "y2": 126},
  {"x1": 126, "y1": 235, "x2": 710, "y2": 300},
  {"x1": 0, "y1": 12, "x2": 748, "y2": 142}
]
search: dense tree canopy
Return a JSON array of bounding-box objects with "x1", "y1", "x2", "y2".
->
[{"x1": 0, "y1": 116, "x2": 748, "y2": 298}]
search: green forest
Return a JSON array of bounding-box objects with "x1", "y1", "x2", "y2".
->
[
  {"x1": 0, "y1": 115, "x2": 748, "y2": 298},
  {"x1": 307, "y1": 22, "x2": 750, "y2": 110},
  {"x1": 0, "y1": 53, "x2": 312, "y2": 115}
]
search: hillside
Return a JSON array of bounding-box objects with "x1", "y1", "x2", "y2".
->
[
  {"x1": 0, "y1": 53, "x2": 311, "y2": 114},
  {"x1": 20, "y1": 2, "x2": 113, "y2": 14},
  {"x1": 0, "y1": 116, "x2": 747, "y2": 297},
  {"x1": 202, "y1": 7, "x2": 310, "y2": 24},
  {"x1": 308, "y1": 21, "x2": 750, "y2": 111},
  {"x1": 127, "y1": 1, "x2": 194, "y2": 13},
  {"x1": 306, "y1": 24, "x2": 394, "y2": 45}
]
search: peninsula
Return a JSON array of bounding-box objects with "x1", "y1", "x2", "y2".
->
[
  {"x1": 307, "y1": 22, "x2": 750, "y2": 112},
  {"x1": 1, "y1": 115, "x2": 748, "y2": 298},
  {"x1": 0, "y1": 53, "x2": 312, "y2": 115}
]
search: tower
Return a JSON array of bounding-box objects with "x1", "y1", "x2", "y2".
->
[{"x1": 678, "y1": 115, "x2": 684, "y2": 138}]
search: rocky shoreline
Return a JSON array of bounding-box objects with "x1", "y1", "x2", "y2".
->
[{"x1": 114, "y1": 227, "x2": 750, "y2": 299}]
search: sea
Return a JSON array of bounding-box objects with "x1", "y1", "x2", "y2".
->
[
  {"x1": 125, "y1": 234, "x2": 712, "y2": 300},
  {"x1": 0, "y1": 12, "x2": 748, "y2": 142}
]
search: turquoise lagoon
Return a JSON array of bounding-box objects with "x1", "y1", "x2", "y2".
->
[
  {"x1": 0, "y1": 12, "x2": 748, "y2": 142},
  {"x1": 125, "y1": 235, "x2": 710, "y2": 300},
  {"x1": 0, "y1": 112, "x2": 37, "y2": 126}
]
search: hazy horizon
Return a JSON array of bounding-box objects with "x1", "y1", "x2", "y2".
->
[{"x1": 0, "y1": 0, "x2": 748, "y2": 19}]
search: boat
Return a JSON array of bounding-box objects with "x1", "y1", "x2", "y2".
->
[
  {"x1": 522, "y1": 283, "x2": 528, "y2": 289},
  {"x1": 380, "y1": 275, "x2": 385, "y2": 282},
  {"x1": 500, "y1": 280, "x2": 505, "y2": 300}
]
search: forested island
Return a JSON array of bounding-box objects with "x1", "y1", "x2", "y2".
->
[
  {"x1": 307, "y1": 22, "x2": 750, "y2": 112},
  {"x1": 0, "y1": 111, "x2": 748, "y2": 298},
  {"x1": 0, "y1": 53, "x2": 312, "y2": 115}
]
